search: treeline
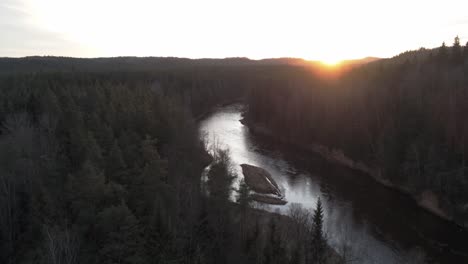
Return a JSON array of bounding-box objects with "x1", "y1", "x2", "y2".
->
[
  {"x1": 0, "y1": 57, "x2": 321, "y2": 76},
  {"x1": 0, "y1": 65, "x2": 334, "y2": 263},
  {"x1": 245, "y1": 37, "x2": 468, "y2": 225}
]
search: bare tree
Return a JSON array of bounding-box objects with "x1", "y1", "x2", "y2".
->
[
  {"x1": 0, "y1": 172, "x2": 18, "y2": 264},
  {"x1": 0, "y1": 114, "x2": 36, "y2": 264},
  {"x1": 44, "y1": 226, "x2": 80, "y2": 264}
]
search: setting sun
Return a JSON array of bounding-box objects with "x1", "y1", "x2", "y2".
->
[
  {"x1": 321, "y1": 58, "x2": 342, "y2": 66},
  {"x1": 2, "y1": 0, "x2": 466, "y2": 58},
  {"x1": 2, "y1": 0, "x2": 468, "y2": 263}
]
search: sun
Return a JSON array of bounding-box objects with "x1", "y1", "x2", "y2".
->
[{"x1": 321, "y1": 58, "x2": 342, "y2": 66}]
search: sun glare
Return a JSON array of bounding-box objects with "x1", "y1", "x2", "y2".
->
[
  {"x1": 17, "y1": 0, "x2": 467, "y2": 60},
  {"x1": 321, "y1": 58, "x2": 342, "y2": 67}
]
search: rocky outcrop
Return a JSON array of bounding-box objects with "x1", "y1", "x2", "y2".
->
[{"x1": 241, "y1": 164, "x2": 287, "y2": 205}]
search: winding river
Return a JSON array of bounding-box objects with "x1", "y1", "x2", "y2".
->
[{"x1": 199, "y1": 104, "x2": 468, "y2": 264}]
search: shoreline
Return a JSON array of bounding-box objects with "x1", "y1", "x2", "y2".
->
[
  {"x1": 231, "y1": 203, "x2": 342, "y2": 263},
  {"x1": 194, "y1": 99, "x2": 244, "y2": 122},
  {"x1": 241, "y1": 117, "x2": 467, "y2": 229}
]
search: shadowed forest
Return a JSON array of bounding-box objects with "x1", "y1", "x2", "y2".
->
[
  {"x1": 0, "y1": 60, "x2": 333, "y2": 263},
  {"x1": 1, "y1": 37, "x2": 468, "y2": 264},
  {"x1": 246, "y1": 37, "x2": 468, "y2": 226}
]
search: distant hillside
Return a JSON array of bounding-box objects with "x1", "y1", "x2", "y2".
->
[
  {"x1": 341, "y1": 56, "x2": 381, "y2": 65},
  {"x1": 2, "y1": 55, "x2": 391, "y2": 76},
  {"x1": 0, "y1": 56, "x2": 325, "y2": 75}
]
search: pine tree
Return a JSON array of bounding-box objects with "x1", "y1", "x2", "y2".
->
[
  {"x1": 96, "y1": 203, "x2": 147, "y2": 264},
  {"x1": 245, "y1": 218, "x2": 261, "y2": 263},
  {"x1": 86, "y1": 131, "x2": 103, "y2": 166},
  {"x1": 263, "y1": 218, "x2": 286, "y2": 264},
  {"x1": 40, "y1": 86, "x2": 60, "y2": 117},
  {"x1": 105, "y1": 141, "x2": 126, "y2": 182},
  {"x1": 290, "y1": 245, "x2": 302, "y2": 264},
  {"x1": 311, "y1": 197, "x2": 326, "y2": 264},
  {"x1": 452, "y1": 35, "x2": 462, "y2": 64},
  {"x1": 97, "y1": 124, "x2": 115, "y2": 154},
  {"x1": 438, "y1": 42, "x2": 448, "y2": 64},
  {"x1": 131, "y1": 137, "x2": 168, "y2": 218},
  {"x1": 463, "y1": 41, "x2": 468, "y2": 62},
  {"x1": 237, "y1": 179, "x2": 252, "y2": 243},
  {"x1": 237, "y1": 179, "x2": 252, "y2": 209},
  {"x1": 66, "y1": 160, "x2": 106, "y2": 225},
  {"x1": 68, "y1": 123, "x2": 88, "y2": 168},
  {"x1": 207, "y1": 149, "x2": 234, "y2": 201}
]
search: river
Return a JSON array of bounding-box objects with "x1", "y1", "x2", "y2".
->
[{"x1": 198, "y1": 104, "x2": 468, "y2": 264}]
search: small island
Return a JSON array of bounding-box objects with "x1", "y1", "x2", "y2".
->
[{"x1": 240, "y1": 164, "x2": 287, "y2": 205}]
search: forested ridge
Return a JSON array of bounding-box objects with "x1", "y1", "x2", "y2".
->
[
  {"x1": 245, "y1": 37, "x2": 468, "y2": 226},
  {"x1": 0, "y1": 56, "x2": 321, "y2": 76},
  {"x1": 0, "y1": 63, "x2": 333, "y2": 263},
  {"x1": 2, "y1": 41, "x2": 467, "y2": 263}
]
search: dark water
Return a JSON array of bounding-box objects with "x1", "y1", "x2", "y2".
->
[{"x1": 199, "y1": 104, "x2": 468, "y2": 264}]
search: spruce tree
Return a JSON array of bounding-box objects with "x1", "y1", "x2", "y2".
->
[
  {"x1": 105, "y1": 141, "x2": 126, "y2": 182},
  {"x1": 311, "y1": 197, "x2": 326, "y2": 264},
  {"x1": 452, "y1": 35, "x2": 462, "y2": 64},
  {"x1": 96, "y1": 203, "x2": 146, "y2": 264},
  {"x1": 438, "y1": 42, "x2": 448, "y2": 64},
  {"x1": 237, "y1": 179, "x2": 252, "y2": 209},
  {"x1": 262, "y1": 218, "x2": 287, "y2": 264},
  {"x1": 207, "y1": 149, "x2": 234, "y2": 201},
  {"x1": 463, "y1": 41, "x2": 468, "y2": 62},
  {"x1": 237, "y1": 179, "x2": 251, "y2": 243}
]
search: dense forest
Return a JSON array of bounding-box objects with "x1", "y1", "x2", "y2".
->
[
  {"x1": 2, "y1": 39, "x2": 467, "y2": 263},
  {"x1": 245, "y1": 37, "x2": 468, "y2": 226},
  {"x1": 0, "y1": 63, "x2": 337, "y2": 263}
]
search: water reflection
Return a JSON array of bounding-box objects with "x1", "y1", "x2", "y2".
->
[{"x1": 199, "y1": 104, "x2": 468, "y2": 264}]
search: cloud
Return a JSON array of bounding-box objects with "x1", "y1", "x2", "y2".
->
[
  {"x1": 0, "y1": 0, "x2": 95, "y2": 57},
  {"x1": 454, "y1": 18, "x2": 468, "y2": 25},
  {"x1": 1, "y1": 0, "x2": 468, "y2": 58}
]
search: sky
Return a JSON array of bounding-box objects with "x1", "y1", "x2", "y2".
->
[{"x1": 1, "y1": 0, "x2": 467, "y2": 63}]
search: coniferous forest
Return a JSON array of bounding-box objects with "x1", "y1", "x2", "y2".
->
[
  {"x1": 0, "y1": 62, "x2": 333, "y2": 263},
  {"x1": 1, "y1": 37, "x2": 468, "y2": 264},
  {"x1": 245, "y1": 38, "x2": 468, "y2": 226}
]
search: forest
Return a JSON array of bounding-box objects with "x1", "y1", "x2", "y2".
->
[
  {"x1": 0, "y1": 62, "x2": 335, "y2": 263},
  {"x1": 1, "y1": 38, "x2": 468, "y2": 263},
  {"x1": 245, "y1": 37, "x2": 468, "y2": 226}
]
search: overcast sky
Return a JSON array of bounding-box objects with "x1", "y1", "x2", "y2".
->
[{"x1": 1, "y1": 0, "x2": 467, "y2": 62}]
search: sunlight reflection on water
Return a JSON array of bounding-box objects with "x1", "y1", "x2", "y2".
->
[{"x1": 199, "y1": 104, "x2": 401, "y2": 264}]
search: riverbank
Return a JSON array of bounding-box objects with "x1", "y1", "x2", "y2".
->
[
  {"x1": 200, "y1": 104, "x2": 468, "y2": 263},
  {"x1": 227, "y1": 203, "x2": 342, "y2": 264},
  {"x1": 200, "y1": 141, "x2": 339, "y2": 262},
  {"x1": 194, "y1": 99, "x2": 244, "y2": 121},
  {"x1": 241, "y1": 117, "x2": 467, "y2": 228}
]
